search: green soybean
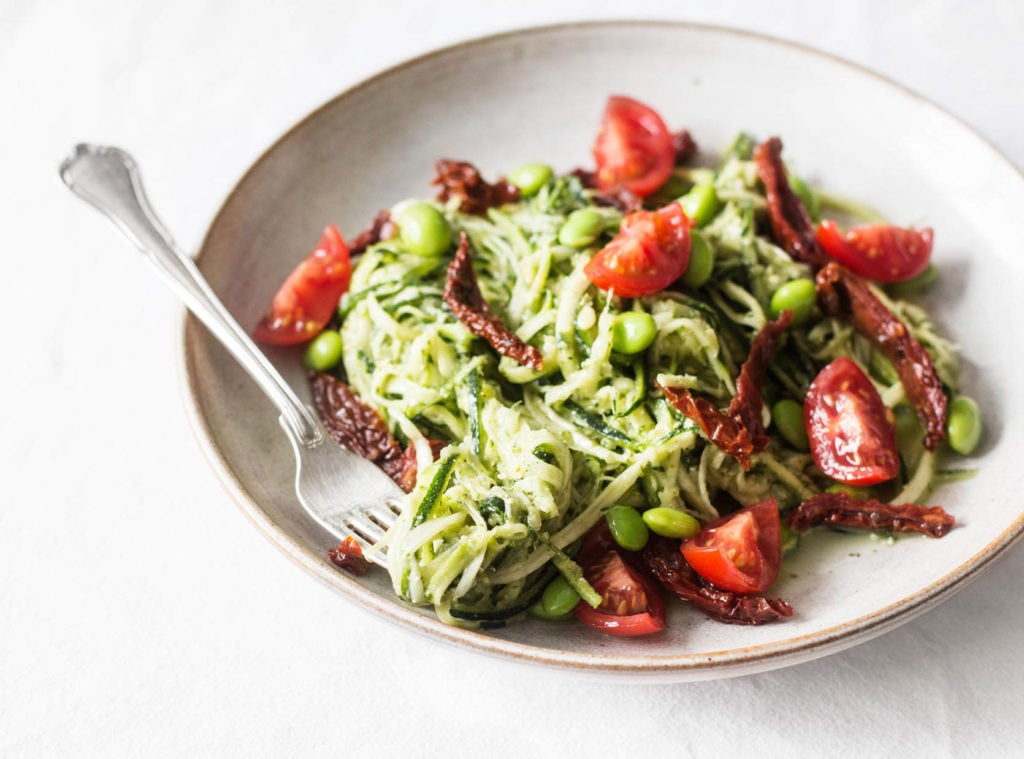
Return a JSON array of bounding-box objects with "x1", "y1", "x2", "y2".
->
[
  {"x1": 680, "y1": 231, "x2": 714, "y2": 289},
  {"x1": 397, "y1": 203, "x2": 452, "y2": 257},
  {"x1": 303, "y1": 329, "x2": 343, "y2": 371},
  {"x1": 947, "y1": 395, "x2": 983, "y2": 455},
  {"x1": 611, "y1": 312, "x2": 657, "y2": 355},
  {"x1": 642, "y1": 507, "x2": 701, "y2": 539},
  {"x1": 606, "y1": 505, "x2": 649, "y2": 551},
  {"x1": 769, "y1": 278, "x2": 818, "y2": 325},
  {"x1": 772, "y1": 399, "x2": 809, "y2": 451},
  {"x1": 508, "y1": 162, "x2": 553, "y2": 197},
  {"x1": 529, "y1": 575, "x2": 581, "y2": 620},
  {"x1": 679, "y1": 183, "x2": 720, "y2": 227},
  {"x1": 558, "y1": 209, "x2": 604, "y2": 248}
]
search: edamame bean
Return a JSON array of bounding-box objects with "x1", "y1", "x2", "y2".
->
[
  {"x1": 642, "y1": 507, "x2": 701, "y2": 539},
  {"x1": 771, "y1": 399, "x2": 809, "y2": 451},
  {"x1": 680, "y1": 231, "x2": 714, "y2": 289},
  {"x1": 611, "y1": 312, "x2": 657, "y2": 354},
  {"x1": 947, "y1": 395, "x2": 983, "y2": 455},
  {"x1": 788, "y1": 173, "x2": 820, "y2": 220},
  {"x1": 558, "y1": 209, "x2": 604, "y2": 248},
  {"x1": 606, "y1": 505, "x2": 649, "y2": 551},
  {"x1": 679, "y1": 183, "x2": 720, "y2": 227},
  {"x1": 397, "y1": 203, "x2": 452, "y2": 257},
  {"x1": 769, "y1": 278, "x2": 817, "y2": 325},
  {"x1": 508, "y1": 162, "x2": 553, "y2": 197},
  {"x1": 303, "y1": 329, "x2": 343, "y2": 371},
  {"x1": 529, "y1": 575, "x2": 581, "y2": 620}
]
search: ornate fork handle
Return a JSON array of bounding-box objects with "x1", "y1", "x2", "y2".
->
[{"x1": 59, "y1": 144, "x2": 323, "y2": 448}]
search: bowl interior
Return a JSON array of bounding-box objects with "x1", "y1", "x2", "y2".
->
[{"x1": 185, "y1": 21, "x2": 1024, "y2": 680}]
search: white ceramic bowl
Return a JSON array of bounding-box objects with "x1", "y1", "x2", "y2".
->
[{"x1": 183, "y1": 21, "x2": 1024, "y2": 681}]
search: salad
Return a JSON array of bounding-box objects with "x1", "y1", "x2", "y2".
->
[{"x1": 253, "y1": 96, "x2": 982, "y2": 636}]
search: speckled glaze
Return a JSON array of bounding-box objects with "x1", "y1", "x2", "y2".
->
[{"x1": 181, "y1": 21, "x2": 1024, "y2": 681}]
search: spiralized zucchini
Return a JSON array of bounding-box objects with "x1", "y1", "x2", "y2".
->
[{"x1": 335, "y1": 147, "x2": 958, "y2": 626}]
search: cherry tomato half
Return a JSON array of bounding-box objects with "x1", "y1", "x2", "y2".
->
[
  {"x1": 573, "y1": 523, "x2": 666, "y2": 637},
  {"x1": 583, "y1": 202, "x2": 691, "y2": 297},
  {"x1": 816, "y1": 220, "x2": 933, "y2": 283},
  {"x1": 592, "y1": 96, "x2": 675, "y2": 197},
  {"x1": 804, "y1": 357, "x2": 899, "y2": 485},
  {"x1": 680, "y1": 499, "x2": 783, "y2": 594},
  {"x1": 253, "y1": 224, "x2": 353, "y2": 345}
]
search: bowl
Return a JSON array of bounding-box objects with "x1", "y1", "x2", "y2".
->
[{"x1": 184, "y1": 21, "x2": 1024, "y2": 681}]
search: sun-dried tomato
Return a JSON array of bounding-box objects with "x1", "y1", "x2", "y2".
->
[
  {"x1": 591, "y1": 186, "x2": 644, "y2": 213},
  {"x1": 636, "y1": 536, "x2": 794, "y2": 625},
  {"x1": 816, "y1": 263, "x2": 948, "y2": 450},
  {"x1": 309, "y1": 372, "x2": 418, "y2": 492},
  {"x1": 661, "y1": 385, "x2": 756, "y2": 470},
  {"x1": 787, "y1": 491, "x2": 955, "y2": 538},
  {"x1": 570, "y1": 167, "x2": 597, "y2": 188},
  {"x1": 672, "y1": 129, "x2": 697, "y2": 165},
  {"x1": 391, "y1": 444, "x2": 419, "y2": 494},
  {"x1": 660, "y1": 312, "x2": 792, "y2": 470},
  {"x1": 443, "y1": 232, "x2": 544, "y2": 370},
  {"x1": 348, "y1": 209, "x2": 395, "y2": 257},
  {"x1": 564, "y1": 168, "x2": 643, "y2": 212},
  {"x1": 328, "y1": 536, "x2": 372, "y2": 576},
  {"x1": 433, "y1": 159, "x2": 520, "y2": 215},
  {"x1": 728, "y1": 310, "x2": 793, "y2": 447},
  {"x1": 753, "y1": 137, "x2": 830, "y2": 268},
  {"x1": 426, "y1": 438, "x2": 448, "y2": 460}
]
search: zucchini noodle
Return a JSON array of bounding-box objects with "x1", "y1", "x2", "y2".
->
[{"x1": 330, "y1": 146, "x2": 962, "y2": 626}]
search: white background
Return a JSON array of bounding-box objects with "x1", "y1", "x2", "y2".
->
[{"x1": 3, "y1": 0, "x2": 1023, "y2": 755}]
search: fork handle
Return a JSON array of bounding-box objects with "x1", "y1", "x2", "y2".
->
[{"x1": 60, "y1": 144, "x2": 323, "y2": 447}]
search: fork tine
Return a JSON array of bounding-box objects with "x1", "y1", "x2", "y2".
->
[
  {"x1": 364, "y1": 501, "x2": 401, "y2": 529},
  {"x1": 345, "y1": 500, "x2": 405, "y2": 568},
  {"x1": 292, "y1": 426, "x2": 405, "y2": 529},
  {"x1": 343, "y1": 513, "x2": 386, "y2": 543}
]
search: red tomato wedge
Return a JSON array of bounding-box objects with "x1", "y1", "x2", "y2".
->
[
  {"x1": 253, "y1": 224, "x2": 352, "y2": 345},
  {"x1": 573, "y1": 524, "x2": 666, "y2": 637},
  {"x1": 680, "y1": 500, "x2": 783, "y2": 594},
  {"x1": 583, "y1": 202, "x2": 691, "y2": 297},
  {"x1": 592, "y1": 96, "x2": 675, "y2": 197},
  {"x1": 804, "y1": 357, "x2": 899, "y2": 485},
  {"x1": 816, "y1": 220, "x2": 933, "y2": 282}
]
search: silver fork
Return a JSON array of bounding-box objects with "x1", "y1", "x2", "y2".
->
[{"x1": 59, "y1": 144, "x2": 403, "y2": 566}]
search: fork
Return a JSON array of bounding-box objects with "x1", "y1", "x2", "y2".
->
[{"x1": 59, "y1": 144, "x2": 403, "y2": 566}]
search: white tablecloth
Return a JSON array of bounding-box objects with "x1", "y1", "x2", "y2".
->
[{"x1": 4, "y1": 1, "x2": 1022, "y2": 755}]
